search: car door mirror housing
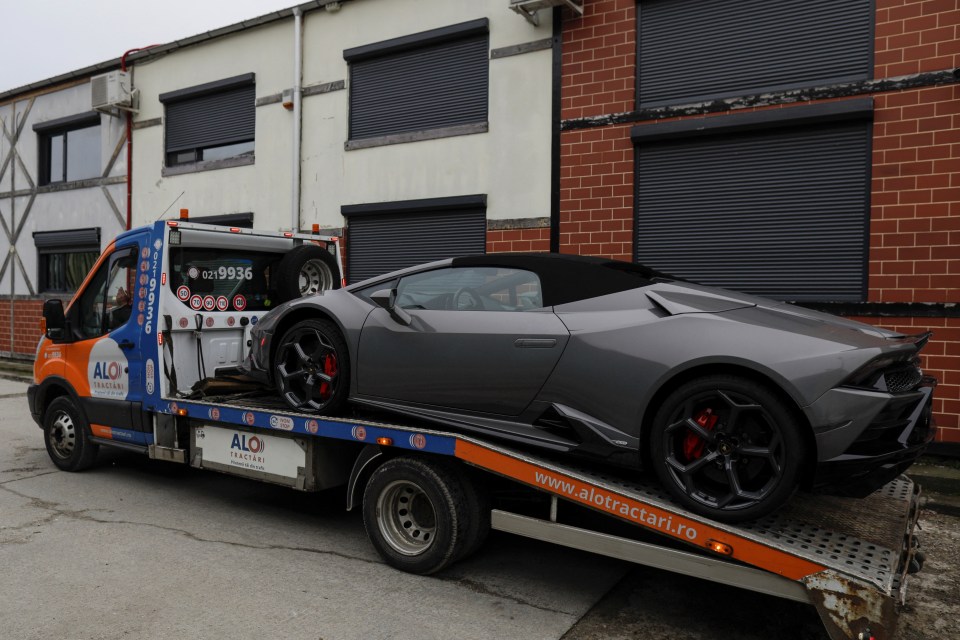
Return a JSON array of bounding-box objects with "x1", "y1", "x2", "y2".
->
[
  {"x1": 370, "y1": 288, "x2": 411, "y2": 326},
  {"x1": 42, "y1": 299, "x2": 68, "y2": 342}
]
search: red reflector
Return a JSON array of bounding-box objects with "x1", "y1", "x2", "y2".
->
[
  {"x1": 283, "y1": 232, "x2": 294, "y2": 237},
  {"x1": 341, "y1": 278, "x2": 346, "y2": 288},
  {"x1": 330, "y1": 236, "x2": 339, "y2": 242},
  {"x1": 167, "y1": 221, "x2": 179, "y2": 227},
  {"x1": 161, "y1": 273, "x2": 166, "y2": 285},
  {"x1": 230, "y1": 227, "x2": 240, "y2": 233},
  {"x1": 158, "y1": 333, "x2": 163, "y2": 345}
]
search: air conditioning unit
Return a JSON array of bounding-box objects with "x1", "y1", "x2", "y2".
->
[
  {"x1": 91, "y1": 71, "x2": 135, "y2": 112},
  {"x1": 510, "y1": 0, "x2": 583, "y2": 25}
]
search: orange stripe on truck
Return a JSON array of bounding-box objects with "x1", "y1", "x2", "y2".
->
[
  {"x1": 455, "y1": 439, "x2": 824, "y2": 582},
  {"x1": 90, "y1": 424, "x2": 113, "y2": 439}
]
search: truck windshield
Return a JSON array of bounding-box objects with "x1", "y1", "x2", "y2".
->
[{"x1": 168, "y1": 246, "x2": 283, "y2": 312}]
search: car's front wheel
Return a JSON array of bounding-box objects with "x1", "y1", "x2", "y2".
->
[
  {"x1": 649, "y1": 375, "x2": 804, "y2": 523},
  {"x1": 274, "y1": 318, "x2": 349, "y2": 414}
]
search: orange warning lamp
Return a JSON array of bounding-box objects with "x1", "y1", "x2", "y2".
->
[
  {"x1": 706, "y1": 539, "x2": 733, "y2": 556},
  {"x1": 179, "y1": 208, "x2": 189, "y2": 220},
  {"x1": 376, "y1": 437, "x2": 393, "y2": 446}
]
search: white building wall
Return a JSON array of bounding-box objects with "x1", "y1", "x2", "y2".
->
[
  {"x1": 131, "y1": 0, "x2": 553, "y2": 231},
  {"x1": 0, "y1": 81, "x2": 126, "y2": 296}
]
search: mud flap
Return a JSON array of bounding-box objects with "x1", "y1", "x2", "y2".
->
[{"x1": 804, "y1": 571, "x2": 896, "y2": 640}]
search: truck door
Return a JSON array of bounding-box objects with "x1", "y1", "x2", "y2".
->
[{"x1": 62, "y1": 233, "x2": 152, "y2": 446}]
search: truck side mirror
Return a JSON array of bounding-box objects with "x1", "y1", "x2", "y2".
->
[
  {"x1": 370, "y1": 288, "x2": 411, "y2": 326},
  {"x1": 42, "y1": 299, "x2": 67, "y2": 341}
]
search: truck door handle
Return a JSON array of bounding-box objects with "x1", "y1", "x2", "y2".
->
[
  {"x1": 118, "y1": 340, "x2": 135, "y2": 350},
  {"x1": 514, "y1": 338, "x2": 557, "y2": 348}
]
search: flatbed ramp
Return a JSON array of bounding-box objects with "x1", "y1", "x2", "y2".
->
[{"x1": 166, "y1": 395, "x2": 922, "y2": 640}]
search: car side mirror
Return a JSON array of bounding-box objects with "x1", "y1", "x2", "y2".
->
[
  {"x1": 42, "y1": 299, "x2": 67, "y2": 342},
  {"x1": 370, "y1": 288, "x2": 411, "y2": 326}
]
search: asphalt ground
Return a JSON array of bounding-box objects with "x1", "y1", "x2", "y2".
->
[{"x1": 1, "y1": 377, "x2": 957, "y2": 640}]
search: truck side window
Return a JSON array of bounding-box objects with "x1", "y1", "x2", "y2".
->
[{"x1": 73, "y1": 247, "x2": 137, "y2": 340}]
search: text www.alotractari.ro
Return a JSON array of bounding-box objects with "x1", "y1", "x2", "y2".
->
[{"x1": 533, "y1": 471, "x2": 699, "y2": 541}]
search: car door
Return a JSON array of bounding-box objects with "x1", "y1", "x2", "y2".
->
[
  {"x1": 356, "y1": 266, "x2": 569, "y2": 416},
  {"x1": 61, "y1": 234, "x2": 150, "y2": 445}
]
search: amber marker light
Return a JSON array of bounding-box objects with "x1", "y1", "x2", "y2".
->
[
  {"x1": 179, "y1": 208, "x2": 189, "y2": 220},
  {"x1": 706, "y1": 539, "x2": 733, "y2": 556},
  {"x1": 176, "y1": 408, "x2": 188, "y2": 416},
  {"x1": 376, "y1": 437, "x2": 393, "y2": 446}
]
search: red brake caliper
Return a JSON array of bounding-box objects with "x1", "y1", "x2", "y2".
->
[
  {"x1": 683, "y1": 408, "x2": 718, "y2": 461},
  {"x1": 318, "y1": 353, "x2": 338, "y2": 400}
]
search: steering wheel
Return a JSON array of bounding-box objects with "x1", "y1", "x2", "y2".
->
[{"x1": 453, "y1": 287, "x2": 483, "y2": 311}]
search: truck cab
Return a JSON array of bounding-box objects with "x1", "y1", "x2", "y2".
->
[{"x1": 29, "y1": 219, "x2": 341, "y2": 457}]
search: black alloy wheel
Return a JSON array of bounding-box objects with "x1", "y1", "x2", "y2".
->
[
  {"x1": 274, "y1": 318, "x2": 349, "y2": 414},
  {"x1": 650, "y1": 375, "x2": 804, "y2": 522}
]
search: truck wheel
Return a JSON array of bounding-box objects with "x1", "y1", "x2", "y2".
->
[
  {"x1": 454, "y1": 467, "x2": 491, "y2": 561},
  {"x1": 43, "y1": 396, "x2": 99, "y2": 472},
  {"x1": 275, "y1": 245, "x2": 339, "y2": 302},
  {"x1": 274, "y1": 318, "x2": 349, "y2": 414},
  {"x1": 362, "y1": 457, "x2": 473, "y2": 575},
  {"x1": 649, "y1": 375, "x2": 804, "y2": 523}
]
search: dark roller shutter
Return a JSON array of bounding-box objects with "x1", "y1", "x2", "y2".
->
[
  {"x1": 638, "y1": 0, "x2": 872, "y2": 107},
  {"x1": 349, "y1": 34, "x2": 489, "y2": 140},
  {"x1": 34, "y1": 227, "x2": 100, "y2": 250},
  {"x1": 164, "y1": 84, "x2": 255, "y2": 153},
  {"x1": 635, "y1": 121, "x2": 870, "y2": 301},
  {"x1": 346, "y1": 209, "x2": 486, "y2": 283}
]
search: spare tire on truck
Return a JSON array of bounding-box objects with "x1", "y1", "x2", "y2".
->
[{"x1": 275, "y1": 244, "x2": 340, "y2": 302}]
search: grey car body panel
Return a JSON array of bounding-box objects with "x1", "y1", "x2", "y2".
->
[
  {"x1": 357, "y1": 307, "x2": 569, "y2": 415},
  {"x1": 246, "y1": 255, "x2": 931, "y2": 472}
]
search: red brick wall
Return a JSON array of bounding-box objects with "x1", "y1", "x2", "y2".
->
[
  {"x1": 0, "y1": 299, "x2": 43, "y2": 357},
  {"x1": 875, "y1": 0, "x2": 960, "y2": 77},
  {"x1": 871, "y1": 84, "x2": 960, "y2": 303},
  {"x1": 486, "y1": 227, "x2": 550, "y2": 253}
]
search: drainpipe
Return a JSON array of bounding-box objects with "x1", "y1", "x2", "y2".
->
[
  {"x1": 292, "y1": 8, "x2": 304, "y2": 232},
  {"x1": 120, "y1": 46, "x2": 159, "y2": 230}
]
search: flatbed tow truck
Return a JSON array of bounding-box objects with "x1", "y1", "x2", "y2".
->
[{"x1": 29, "y1": 219, "x2": 925, "y2": 640}]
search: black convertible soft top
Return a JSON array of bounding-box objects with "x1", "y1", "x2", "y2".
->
[{"x1": 451, "y1": 253, "x2": 673, "y2": 307}]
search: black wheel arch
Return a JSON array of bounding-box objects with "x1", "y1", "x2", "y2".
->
[{"x1": 33, "y1": 376, "x2": 82, "y2": 423}]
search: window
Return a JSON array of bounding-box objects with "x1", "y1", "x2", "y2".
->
[
  {"x1": 73, "y1": 247, "x2": 136, "y2": 340},
  {"x1": 168, "y1": 246, "x2": 282, "y2": 312},
  {"x1": 34, "y1": 114, "x2": 101, "y2": 185},
  {"x1": 396, "y1": 267, "x2": 542, "y2": 312},
  {"x1": 637, "y1": 0, "x2": 872, "y2": 107},
  {"x1": 160, "y1": 73, "x2": 255, "y2": 168},
  {"x1": 345, "y1": 19, "x2": 489, "y2": 145},
  {"x1": 342, "y1": 196, "x2": 487, "y2": 284},
  {"x1": 34, "y1": 228, "x2": 100, "y2": 294}
]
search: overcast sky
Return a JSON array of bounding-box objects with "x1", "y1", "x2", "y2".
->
[{"x1": 1, "y1": 0, "x2": 301, "y2": 93}]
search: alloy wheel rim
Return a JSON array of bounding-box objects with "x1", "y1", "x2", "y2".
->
[
  {"x1": 663, "y1": 389, "x2": 785, "y2": 512},
  {"x1": 276, "y1": 328, "x2": 340, "y2": 411}
]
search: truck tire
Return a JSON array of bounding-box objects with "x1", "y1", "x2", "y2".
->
[
  {"x1": 43, "y1": 396, "x2": 99, "y2": 472},
  {"x1": 275, "y1": 245, "x2": 339, "y2": 302},
  {"x1": 362, "y1": 457, "x2": 474, "y2": 574},
  {"x1": 454, "y1": 467, "x2": 491, "y2": 561}
]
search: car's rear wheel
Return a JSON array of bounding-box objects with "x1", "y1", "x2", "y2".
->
[
  {"x1": 649, "y1": 375, "x2": 804, "y2": 522},
  {"x1": 274, "y1": 319, "x2": 349, "y2": 414}
]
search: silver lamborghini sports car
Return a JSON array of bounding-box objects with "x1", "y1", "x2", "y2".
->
[{"x1": 244, "y1": 254, "x2": 935, "y2": 522}]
